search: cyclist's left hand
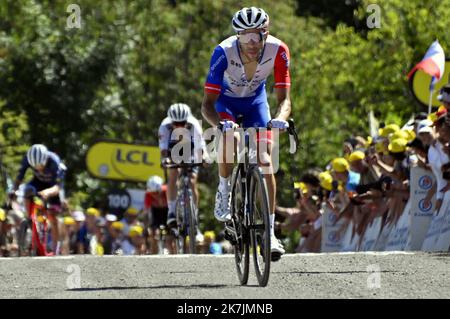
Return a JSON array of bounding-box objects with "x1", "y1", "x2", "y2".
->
[{"x1": 268, "y1": 119, "x2": 289, "y2": 130}]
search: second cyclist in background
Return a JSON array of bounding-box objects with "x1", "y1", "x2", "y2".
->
[
  {"x1": 144, "y1": 175, "x2": 175, "y2": 254},
  {"x1": 9, "y1": 144, "x2": 67, "y2": 255},
  {"x1": 158, "y1": 103, "x2": 205, "y2": 240}
]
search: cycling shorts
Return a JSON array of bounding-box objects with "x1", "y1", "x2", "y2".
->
[{"x1": 215, "y1": 91, "x2": 272, "y2": 143}]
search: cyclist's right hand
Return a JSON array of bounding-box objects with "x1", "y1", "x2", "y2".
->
[
  {"x1": 8, "y1": 191, "x2": 16, "y2": 200},
  {"x1": 219, "y1": 120, "x2": 238, "y2": 132},
  {"x1": 161, "y1": 157, "x2": 172, "y2": 167}
]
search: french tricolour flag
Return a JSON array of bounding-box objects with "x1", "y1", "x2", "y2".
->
[{"x1": 408, "y1": 40, "x2": 446, "y2": 90}]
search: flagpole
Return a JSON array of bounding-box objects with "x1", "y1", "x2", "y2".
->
[
  {"x1": 428, "y1": 76, "x2": 436, "y2": 115},
  {"x1": 428, "y1": 89, "x2": 433, "y2": 115}
]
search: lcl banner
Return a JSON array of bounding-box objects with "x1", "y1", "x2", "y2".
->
[{"x1": 86, "y1": 141, "x2": 164, "y2": 183}]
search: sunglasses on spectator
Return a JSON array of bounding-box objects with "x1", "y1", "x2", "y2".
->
[{"x1": 238, "y1": 32, "x2": 265, "y2": 44}]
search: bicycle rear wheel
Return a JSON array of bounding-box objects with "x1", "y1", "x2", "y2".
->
[
  {"x1": 231, "y1": 166, "x2": 249, "y2": 285},
  {"x1": 249, "y1": 167, "x2": 271, "y2": 287}
]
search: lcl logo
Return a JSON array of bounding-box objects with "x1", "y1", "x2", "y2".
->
[{"x1": 115, "y1": 149, "x2": 155, "y2": 166}]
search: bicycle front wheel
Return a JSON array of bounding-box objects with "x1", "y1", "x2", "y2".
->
[
  {"x1": 187, "y1": 190, "x2": 197, "y2": 254},
  {"x1": 231, "y1": 166, "x2": 249, "y2": 285},
  {"x1": 17, "y1": 219, "x2": 31, "y2": 257},
  {"x1": 249, "y1": 167, "x2": 271, "y2": 287},
  {"x1": 174, "y1": 197, "x2": 186, "y2": 254}
]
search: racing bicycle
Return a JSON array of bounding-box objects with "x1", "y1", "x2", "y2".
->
[{"x1": 223, "y1": 117, "x2": 299, "y2": 287}]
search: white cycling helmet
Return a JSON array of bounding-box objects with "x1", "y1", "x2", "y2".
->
[
  {"x1": 168, "y1": 103, "x2": 191, "y2": 122},
  {"x1": 147, "y1": 176, "x2": 163, "y2": 192},
  {"x1": 232, "y1": 7, "x2": 269, "y2": 33},
  {"x1": 27, "y1": 144, "x2": 49, "y2": 168}
]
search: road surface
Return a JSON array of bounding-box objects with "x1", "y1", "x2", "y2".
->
[{"x1": 0, "y1": 252, "x2": 449, "y2": 299}]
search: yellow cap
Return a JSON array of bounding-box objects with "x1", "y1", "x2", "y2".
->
[
  {"x1": 390, "y1": 130, "x2": 409, "y2": 141},
  {"x1": 331, "y1": 158, "x2": 350, "y2": 173},
  {"x1": 86, "y1": 207, "x2": 100, "y2": 217},
  {"x1": 0, "y1": 208, "x2": 6, "y2": 222},
  {"x1": 111, "y1": 221, "x2": 124, "y2": 230},
  {"x1": 404, "y1": 129, "x2": 416, "y2": 142},
  {"x1": 364, "y1": 136, "x2": 373, "y2": 148},
  {"x1": 204, "y1": 231, "x2": 216, "y2": 241},
  {"x1": 348, "y1": 151, "x2": 365, "y2": 162},
  {"x1": 64, "y1": 216, "x2": 76, "y2": 225},
  {"x1": 388, "y1": 138, "x2": 408, "y2": 153},
  {"x1": 129, "y1": 225, "x2": 144, "y2": 237},
  {"x1": 319, "y1": 171, "x2": 333, "y2": 191},
  {"x1": 126, "y1": 207, "x2": 139, "y2": 215},
  {"x1": 293, "y1": 182, "x2": 308, "y2": 194},
  {"x1": 378, "y1": 124, "x2": 400, "y2": 137},
  {"x1": 428, "y1": 105, "x2": 447, "y2": 123}
]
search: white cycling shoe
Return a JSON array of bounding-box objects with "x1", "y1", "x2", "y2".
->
[
  {"x1": 270, "y1": 235, "x2": 285, "y2": 261},
  {"x1": 166, "y1": 211, "x2": 176, "y2": 227},
  {"x1": 196, "y1": 228, "x2": 204, "y2": 243},
  {"x1": 214, "y1": 188, "x2": 231, "y2": 222}
]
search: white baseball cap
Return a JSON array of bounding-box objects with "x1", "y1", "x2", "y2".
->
[
  {"x1": 105, "y1": 214, "x2": 118, "y2": 222},
  {"x1": 72, "y1": 210, "x2": 86, "y2": 222},
  {"x1": 417, "y1": 119, "x2": 433, "y2": 134}
]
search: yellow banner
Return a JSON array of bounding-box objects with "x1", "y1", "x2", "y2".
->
[
  {"x1": 86, "y1": 141, "x2": 163, "y2": 182},
  {"x1": 410, "y1": 59, "x2": 450, "y2": 107}
]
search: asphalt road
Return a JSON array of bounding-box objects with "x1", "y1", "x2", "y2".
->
[{"x1": 0, "y1": 252, "x2": 449, "y2": 299}]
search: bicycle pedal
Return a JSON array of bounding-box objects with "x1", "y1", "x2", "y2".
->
[{"x1": 224, "y1": 230, "x2": 237, "y2": 245}]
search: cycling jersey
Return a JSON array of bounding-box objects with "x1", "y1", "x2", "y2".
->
[
  {"x1": 204, "y1": 35, "x2": 290, "y2": 130},
  {"x1": 144, "y1": 185, "x2": 168, "y2": 209},
  {"x1": 17, "y1": 151, "x2": 66, "y2": 186},
  {"x1": 158, "y1": 115, "x2": 205, "y2": 163},
  {"x1": 204, "y1": 34, "x2": 291, "y2": 98},
  {"x1": 144, "y1": 186, "x2": 169, "y2": 229}
]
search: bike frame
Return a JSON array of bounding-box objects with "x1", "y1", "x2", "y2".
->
[
  {"x1": 164, "y1": 162, "x2": 202, "y2": 254},
  {"x1": 26, "y1": 197, "x2": 49, "y2": 256}
]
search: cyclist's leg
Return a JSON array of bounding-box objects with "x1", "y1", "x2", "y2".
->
[
  {"x1": 189, "y1": 168, "x2": 200, "y2": 209},
  {"x1": 243, "y1": 96, "x2": 284, "y2": 255},
  {"x1": 150, "y1": 207, "x2": 168, "y2": 254},
  {"x1": 216, "y1": 100, "x2": 236, "y2": 179},
  {"x1": 166, "y1": 167, "x2": 179, "y2": 225},
  {"x1": 245, "y1": 97, "x2": 276, "y2": 213},
  {"x1": 214, "y1": 97, "x2": 240, "y2": 221},
  {"x1": 47, "y1": 194, "x2": 62, "y2": 254}
]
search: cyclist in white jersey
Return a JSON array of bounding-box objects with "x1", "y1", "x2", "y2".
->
[{"x1": 158, "y1": 103, "x2": 205, "y2": 227}]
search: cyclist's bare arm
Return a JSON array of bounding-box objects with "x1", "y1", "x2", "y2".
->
[
  {"x1": 273, "y1": 87, "x2": 291, "y2": 121},
  {"x1": 39, "y1": 184, "x2": 60, "y2": 199},
  {"x1": 12, "y1": 179, "x2": 22, "y2": 193},
  {"x1": 201, "y1": 92, "x2": 221, "y2": 127}
]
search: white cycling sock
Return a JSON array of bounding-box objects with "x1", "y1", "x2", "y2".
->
[
  {"x1": 270, "y1": 213, "x2": 275, "y2": 237},
  {"x1": 219, "y1": 176, "x2": 231, "y2": 193},
  {"x1": 168, "y1": 200, "x2": 176, "y2": 216}
]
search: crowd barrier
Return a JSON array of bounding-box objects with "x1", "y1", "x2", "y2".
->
[{"x1": 321, "y1": 166, "x2": 450, "y2": 252}]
